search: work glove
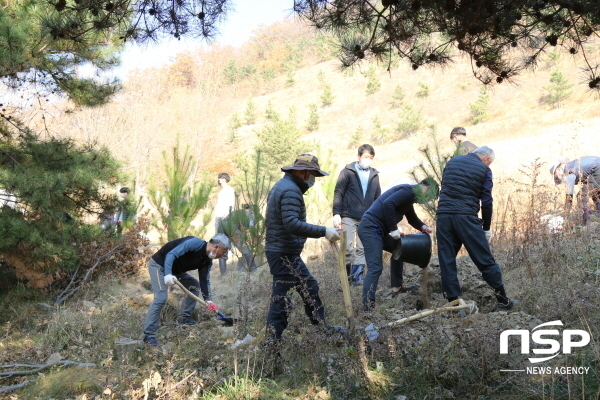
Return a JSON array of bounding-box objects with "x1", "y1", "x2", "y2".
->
[
  {"x1": 389, "y1": 229, "x2": 402, "y2": 240},
  {"x1": 163, "y1": 274, "x2": 177, "y2": 286},
  {"x1": 205, "y1": 301, "x2": 218, "y2": 312},
  {"x1": 325, "y1": 227, "x2": 341, "y2": 242},
  {"x1": 333, "y1": 214, "x2": 342, "y2": 228},
  {"x1": 420, "y1": 225, "x2": 432, "y2": 234},
  {"x1": 484, "y1": 230, "x2": 492, "y2": 241}
]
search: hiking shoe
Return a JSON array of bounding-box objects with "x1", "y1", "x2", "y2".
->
[
  {"x1": 391, "y1": 285, "x2": 420, "y2": 297},
  {"x1": 143, "y1": 336, "x2": 161, "y2": 348},
  {"x1": 495, "y1": 299, "x2": 519, "y2": 312},
  {"x1": 176, "y1": 317, "x2": 197, "y2": 326}
]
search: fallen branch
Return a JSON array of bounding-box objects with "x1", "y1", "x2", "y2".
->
[
  {"x1": 157, "y1": 370, "x2": 197, "y2": 399},
  {"x1": 0, "y1": 360, "x2": 95, "y2": 379},
  {"x1": 54, "y1": 243, "x2": 123, "y2": 305},
  {"x1": 0, "y1": 379, "x2": 36, "y2": 394}
]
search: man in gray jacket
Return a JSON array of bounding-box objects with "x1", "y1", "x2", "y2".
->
[
  {"x1": 265, "y1": 154, "x2": 341, "y2": 340},
  {"x1": 333, "y1": 144, "x2": 381, "y2": 285}
]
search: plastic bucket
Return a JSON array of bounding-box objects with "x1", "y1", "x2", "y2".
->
[{"x1": 392, "y1": 232, "x2": 432, "y2": 268}]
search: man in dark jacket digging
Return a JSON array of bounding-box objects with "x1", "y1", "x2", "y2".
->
[
  {"x1": 358, "y1": 178, "x2": 437, "y2": 311},
  {"x1": 142, "y1": 234, "x2": 231, "y2": 348},
  {"x1": 265, "y1": 154, "x2": 341, "y2": 340},
  {"x1": 333, "y1": 144, "x2": 381, "y2": 285},
  {"x1": 437, "y1": 146, "x2": 517, "y2": 315}
]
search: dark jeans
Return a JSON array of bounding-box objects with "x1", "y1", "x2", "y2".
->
[
  {"x1": 357, "y1": 218, "x2": 405, "y2": 305},
  {"x1": 436, "y1": 214, "x2": 504, "y2": 299},
  {"x1": 265, "y1": 252, "x2": 325, "y2": 339}
]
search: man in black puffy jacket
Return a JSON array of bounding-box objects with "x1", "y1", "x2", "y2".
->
[
  {"x1": 332, "y1": 144, "x2": 381, "y2": 285},
  {"x1": 437, "y1": 146, "x2": 517, "y2": 314},
  {"x1": 265, "y1": 154, "x2": 341, "y2": 340}
]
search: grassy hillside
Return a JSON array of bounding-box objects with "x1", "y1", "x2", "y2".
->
[{"x1": 1, "y1": 20, "x2": 600, "y2": 400}]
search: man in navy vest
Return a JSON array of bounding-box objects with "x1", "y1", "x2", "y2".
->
[
  {"x1": 142, "y1": 234, "x2": 231, "y2": 348},
  {"x1": 436, "y1": 146, "x2": 517, "y2": 315}
]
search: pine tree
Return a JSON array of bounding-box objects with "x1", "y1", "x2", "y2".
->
[
  {"x1": 364, "y1": 66, "x2": 381, "y2": 95},
  {"x1": 264, "y1": 100, "x2": 279, "y2": 121},
  {"x1": 543, "y1": 70, "x2": 574, "y2": 108},
  {"x1": 147, "y1": 141, "x2": 212, "y2": 243},
  {"x1": 470, "y1": 86, "x2": 491, "y2": 124},
  {"x1": 0, "y1": 128, "x2": 121, "y2": 287},
  {"x1": 306, "y1": 104, "x2": 319, "y2": 131},
  {"x1": 389, "y1": 85, "x2": 405, "y2": 108},
  {"x1": 395, "y1": 105, "x2": 424, "y2": 139},
  {"x1": 321, "y1": 84, "x2": 335, "y2": 107},
  {"x1": 348, "y1": 126, "x2": 363, "y2": 149},
  {"x1": 416, "y1": 82, "x2": 430, "y2": 98},
  {"x1": 228, "y1": 113, "x2": 242, "y2": 143},
  {"x1": 244, "y1": 99, "x2": 257, "y2": 125}
]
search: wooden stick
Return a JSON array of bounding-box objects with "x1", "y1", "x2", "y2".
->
[
  {"x1": 174, "y1": 280, "x2": 208, "y2": 307},
  {"x1": 385, "y1": 298, "x2": 470, "y2": 327},
  {"x1": 0, "y1": 379, "x2": 36, "y2": 394},
  {"x1": 334, "y1": 231, "x2": 354, "y2": 331}
]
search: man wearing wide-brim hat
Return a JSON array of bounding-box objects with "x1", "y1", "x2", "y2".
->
[{"x1": 264, "y1": 154, "x2": 342, "y2": 341}]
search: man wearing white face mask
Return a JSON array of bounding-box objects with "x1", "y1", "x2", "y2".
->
[
  {"x1": 332, "y1": 144, "x2": 381, "y2": 286},
  {"x1": 142, "y1": 233, "x2": 231, "y2": 348}
]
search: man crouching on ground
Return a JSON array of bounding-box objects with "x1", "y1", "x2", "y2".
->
[{"x1": 265, "y1": 154, "x2": 342, "y2": 341}]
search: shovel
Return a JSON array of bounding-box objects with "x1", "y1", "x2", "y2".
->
[
  {"x1": 173, "y1": 279, "x2": 236, "y2": 326},
  {"x1": 332, "y1": 230, "x2": 355, "y2": 332},
  {"x1": 361, "y1": 298, "x2": 474, "y2": 341}
]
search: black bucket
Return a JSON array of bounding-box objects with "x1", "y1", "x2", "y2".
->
[{"x1": 392, "y1": 233, "x2": 432, "y2": 268}]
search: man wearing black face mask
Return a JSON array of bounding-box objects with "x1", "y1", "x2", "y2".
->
[{"x1": 264, "y1": 154, "x2": 342, "y2": 341}]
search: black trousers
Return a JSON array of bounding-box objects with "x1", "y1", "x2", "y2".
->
[
  {"x1": 436, "y1": 214, "x2": 504, "y2": 299},
  {"x1": 265, "y1": 252, "x2": 325, "y2": 339}
]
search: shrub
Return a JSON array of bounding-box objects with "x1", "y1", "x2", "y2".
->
[
  {"x1": 389, "y1": 85, "x2": 405, "y2": 108},
  {"x1": 395, "y1": 105, "x2": 424, "y2": 138},
  {"x1": 363, "y1": 66, "x2": 381, "y2": 94}
]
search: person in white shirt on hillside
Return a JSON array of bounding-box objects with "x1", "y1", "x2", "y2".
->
[{"x1": 215, "y1": 172, "x2": 235, "y2": 276}]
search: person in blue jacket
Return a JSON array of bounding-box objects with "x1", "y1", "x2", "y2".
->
[
  {"x1": 142, "y1": 234, "x2": 231, "y2": 348},
  {"x1": 358, "y1": 177, "x2": 438, "y2": 311}
]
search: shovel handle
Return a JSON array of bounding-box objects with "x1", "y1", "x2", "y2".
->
[
  {"x1": 386, "y1": 298, "x2": 470, "y2": 327},
  {"x1": 173, "y1": 279, "x2": 209, "y2": 308}
]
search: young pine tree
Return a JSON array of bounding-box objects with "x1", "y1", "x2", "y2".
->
[
  {"x1": 364, "y1": 66, "x2": 381, "y2": 94},
  {"x1": 148, "y1": 141, "x2": 213, "y2": 243},
  {"x1": 470, "y1": 86, "x2": 491, "y2": 124},
  {"x1": 306, "y1": 103, "x2": 319, "y2": 131},
  {"x1": 321, "y1": 84, "x2": 335, "y2": 107},
  {"x1": 244, "y1": 99, "x2": 257, "y2": 125},
  {"x1": 543, "y1": 70, "x2": 573, "y2": 108},
  {"x1": 389, "y1": 85, "x2": 405, "y2": 108}
]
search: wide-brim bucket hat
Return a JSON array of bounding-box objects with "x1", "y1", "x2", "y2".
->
[{"x1": 281, "y1": 154, "x2": 329, "y2": 177}]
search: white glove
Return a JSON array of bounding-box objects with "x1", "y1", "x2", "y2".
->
[
  {"x1": 333, "y1": 214, "x2": 342, "y2": 228},
  {"x1": 164, "y1": 274, "x2": 177, "y2": 286},
  {"x1": 484, "y1": 230, "x2": 492, "y2": 241},
  {"x1": 389, "y1": 229, "x2": 402, "y2": 240},
  {"x1": 325, "y1": 227, "x2": 341, "y2": 242}
]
